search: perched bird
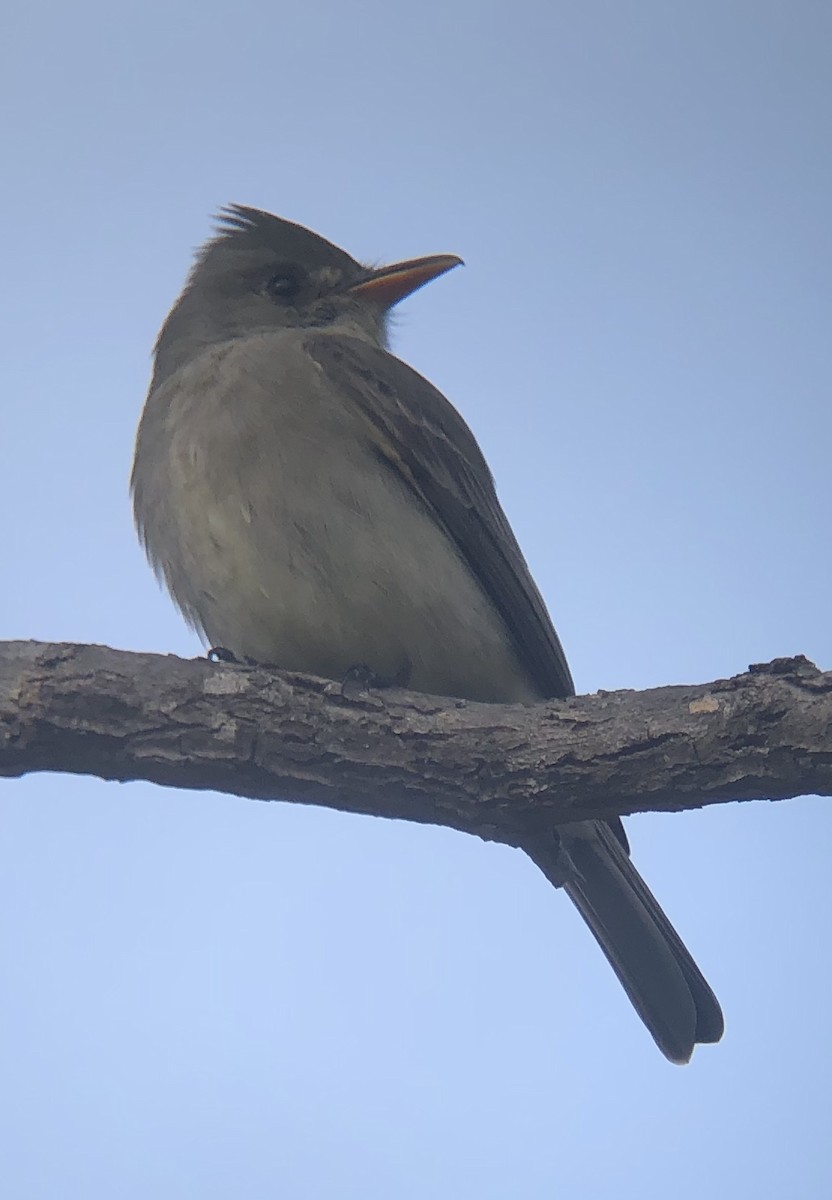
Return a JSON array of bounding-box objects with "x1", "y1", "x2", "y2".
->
[{"x1": 132, "y1": 205, "x2": 723, "y2": 1062}]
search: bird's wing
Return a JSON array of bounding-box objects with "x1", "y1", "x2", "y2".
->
[
  {"x1": 306, "y1": 335, "x2": 726, "y2": 1059},
  {"x1": 305, "y1": 334, "x2": 574, "y2": 700}
]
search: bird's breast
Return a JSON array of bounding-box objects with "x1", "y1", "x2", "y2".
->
[{"x1": 133, "y1": 332, "x2": 537, "y2": 703}]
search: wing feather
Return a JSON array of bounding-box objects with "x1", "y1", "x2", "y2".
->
[{"x1": 306, "y1": 334, "x2": 574, "y2": 700}]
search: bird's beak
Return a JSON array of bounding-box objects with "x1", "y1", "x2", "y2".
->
[{"x1": 346, "y1": 254, "x2": 463, "y2": 308}]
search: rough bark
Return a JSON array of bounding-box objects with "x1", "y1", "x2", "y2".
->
[{"x1": 0, "y1": 640, "x2": 829, "y2": 848}]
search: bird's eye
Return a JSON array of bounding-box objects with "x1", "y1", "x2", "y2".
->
[{"x1": 264, "y1": 268, "x2": 302, "y2": 304}]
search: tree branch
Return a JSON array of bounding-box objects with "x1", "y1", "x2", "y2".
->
[{"x1": 0, "y1": 640, "x2": 829, "y2": 848}]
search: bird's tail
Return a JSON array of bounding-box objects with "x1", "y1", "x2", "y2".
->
[{"x1": 524, "y1": 819, "x2": 724, "y2": 1063}]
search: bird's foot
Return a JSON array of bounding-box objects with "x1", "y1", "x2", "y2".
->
[
  {"x1": 207, "y1": 646, "x2": 258, "y2": 667},
  {"x1": 340, "y1": 662, "x2": 383, "y2": 699},
  {"x1": 340, "y1": 660, "x2": 413, "y2": 699}
]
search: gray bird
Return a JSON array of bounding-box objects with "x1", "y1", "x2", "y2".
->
[{"x1": 132, "y1": 205, "x2": 723, "y2": 1062}]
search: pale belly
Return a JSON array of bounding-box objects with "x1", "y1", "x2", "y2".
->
[{"x1": 137, "y1": 336, "x2": 539, "y2": 704}]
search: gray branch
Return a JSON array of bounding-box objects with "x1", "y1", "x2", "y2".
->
[{"x1": 0, "y1": 640, "x2": 829, "y2": 848}]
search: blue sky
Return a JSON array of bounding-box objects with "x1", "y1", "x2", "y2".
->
[{"x1": 2, "y1": 2, "x2": 831, "y2": 1196}]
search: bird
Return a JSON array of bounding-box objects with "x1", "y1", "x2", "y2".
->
[{"x1": 132, "y1": 204, "x2": 724, "y2": 1062}]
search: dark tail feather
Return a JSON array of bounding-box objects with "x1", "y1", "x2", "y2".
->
[{"x1": 524, "y1": 820, "x2": 724, "y2": 1063}]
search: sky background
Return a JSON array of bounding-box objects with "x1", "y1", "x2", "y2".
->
[{"x1": 2, "y1": 1, "x2": 831, "y2": 1196}]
